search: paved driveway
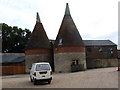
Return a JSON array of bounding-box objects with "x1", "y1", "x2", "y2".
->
[{"x1": 2, "y1": 67, "x2": 118, "y2": 88}]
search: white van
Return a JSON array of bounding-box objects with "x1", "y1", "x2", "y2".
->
[{"x1": 30, "y1": 62, "x2": 52, "y2": 85}]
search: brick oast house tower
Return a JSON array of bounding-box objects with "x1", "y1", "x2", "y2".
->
[
  {"x1": 54, "y1": 3, "x2": 87, "y2": 72},
  {"x1": 25, "y1": 13, "x2": 53, "y2": 73}
]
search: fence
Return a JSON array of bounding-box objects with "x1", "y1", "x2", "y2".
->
[{"x1": 0, "y1": 66, "x2": 26, "y2": 75}]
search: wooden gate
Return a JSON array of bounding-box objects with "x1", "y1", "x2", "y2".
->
[{"x1": 0, "y1": 66, "x2": 26, "y2": 75}]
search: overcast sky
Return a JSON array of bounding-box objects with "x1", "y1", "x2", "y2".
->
[{"x1": 0, "y1": 0, "x2": 119, "y2": 48}]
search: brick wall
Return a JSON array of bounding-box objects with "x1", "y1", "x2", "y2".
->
[
  {"x1": 86, "y1": 58, "x2": 118, "y2": 69},
  {"x1": 25, "y1": 48, "x2": 54, "y2": 73},
  {"x1": 85, "y1": 46, "x2": 117, "y2": 59},
  {"x1": 25, "y1": 49, "x2": 51, "y2": 55},
  {"x1": 54, "y1": 52, "x2": 86, "y2": 72},
  {"x1": 54, "y1": 46, "x2": 85, "y2": 53},
  {"x1": 25, "y1": 54, "x2": 53, "y2": 73}
]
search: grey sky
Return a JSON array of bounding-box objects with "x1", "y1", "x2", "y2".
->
[{"x1": 0, "y1": 0, "x2": 119, "y2": 48}]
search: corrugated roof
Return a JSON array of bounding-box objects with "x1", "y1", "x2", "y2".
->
[
  {"x1": 1, "y1": 53, "x2": 25, "y2": 63},
  {"x1": 25, "y1": 13, "x2": 51, "y2": 50},
  {"x1": 83, "y1": 40, "x2": 116, "y2": 46},
  {"x1": 54, "y1": 3, "x2": 84, "y2": 47}
]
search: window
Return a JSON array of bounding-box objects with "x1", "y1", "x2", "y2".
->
[
  {"x1": 72, "y1": 60, "x2": 79, "y2": 65},
  {"x1": 98, "y1": 48, "x2": 102, "y2": 52},
  {"x1": 87, "y1": 48, "x2": 92, "y2": 52},
  {"x1": 110, "y1": 48, "x2": 113, "y2": 51},
  {"x1": 58, "y1": 38, "x2": 63, "y2": 45},
  {"x1": 110, "y1": 48, "x2": 113, "y2": 54},
  {"x1": 109, "y1": 48, "x2": 114, "y2": 57}
]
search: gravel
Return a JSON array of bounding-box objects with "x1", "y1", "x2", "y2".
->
[{"x1": 1, "y1": 67, "x2": 118, "y2": 88}]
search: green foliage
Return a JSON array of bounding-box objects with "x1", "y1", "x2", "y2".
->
[
  {"x1": 102, "y1": 51, "x2": 112, "y2": 58},
  {"x1": 2, "y1": 23, "x2": 31, "y2": 53}
]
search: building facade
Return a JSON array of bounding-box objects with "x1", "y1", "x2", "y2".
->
[{"x1": 84, "y1": 40, "x2": 118, "y2": 69}]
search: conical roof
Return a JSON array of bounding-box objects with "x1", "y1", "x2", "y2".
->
[
  {"x1": 54, "y1": 3, "x2": 84, "y2": 47},
  {"x1": 26, "y1": 12, "x2": 51, "y2": 50}
]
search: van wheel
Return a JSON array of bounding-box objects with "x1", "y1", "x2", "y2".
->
[
  {"x1": 48, "y1": 80, "x2": 51, "y2": 84},
  {"x1": 33, "y1": 79, "x2": 37, "y2": 85},
  {"x1": 30, "y1": 77, "x2": 33, "y2": 82},
  {"x1": 31, "y1": 78, "x2": 33, "y2": 82}
]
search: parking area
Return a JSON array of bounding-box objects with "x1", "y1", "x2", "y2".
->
[{"x1": 2, "y1": 67, "x2": 118, "y2": 88}]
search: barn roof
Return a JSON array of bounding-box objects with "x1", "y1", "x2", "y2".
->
[
  {"x1": 83, "y1": 40, "x2": 117, "y2": 46},
  {"x1": 54, "y1": 3, "x2": 84, "y2": 47},
  {"x1": 1, "y1": 53, "x2": 25, "y2": 64},
  {"x1": 25, "y1": 12, "x2": 51, "y2": 50},
  {"x1": 50, "y1": 40, "x2": 116, "y2": 46}
]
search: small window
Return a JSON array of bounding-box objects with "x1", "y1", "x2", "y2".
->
[
  {"x1": 87, "y1": 48, "x2": 92, "y2": 52},
  {"x1": 98, "y1": 48, "x2": 102, "y2": 52},
  {"x1": 76, "y1": 60, "x2": 79, "y2": 64},
  {"x1": 72, "y1": 60, "x2": 79, "y2": 65},
  {"x1": 110, "y1": 48, "x2": 113, "y2": 51},
  {"x1": 110, "y1": 48, "x2": 113, "y2": 54},
  {"x1": 58, "y1": 38, "x2": 63, "y2": 45}
]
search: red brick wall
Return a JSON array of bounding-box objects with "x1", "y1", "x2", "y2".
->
[
  {"x1": 25, "y1": 49, "x2": 51, "y2": 55},
  {"x1": 54, "y1": 46, "x2": 85, "y2": 53},
  {"x1": 86, "y1": 46, "x2": 117, "y2": 59}
]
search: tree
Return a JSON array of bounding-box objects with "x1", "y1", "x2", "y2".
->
[{"x1": 2, "y1": 23, "x2": 31, "y2": 53}]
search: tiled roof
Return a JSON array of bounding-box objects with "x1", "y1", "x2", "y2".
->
[
  {"x1": 54, "y1": 3, "x2": 84, "y2": 47},
  {"x1": 50, "y1": 40, "x2": 116, "y2": 46},
  {"x1": 25, "y1": 13, "x2": 51, "y2": 50},
  {"x1": 83, "y1": 40, "x2": 116, "y2": 46}
]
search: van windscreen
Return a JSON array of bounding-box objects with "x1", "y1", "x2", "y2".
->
[{"x1": 36, "y1": 64, "x2": 50, "y2": 71}]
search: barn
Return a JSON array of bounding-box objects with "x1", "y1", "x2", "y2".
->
[
  {"x1": 1, "y1": 53, "x2": 25, "y2": 75},
  {"x1": 84, "y1": 40, "x2": 118, "y2": 69}
]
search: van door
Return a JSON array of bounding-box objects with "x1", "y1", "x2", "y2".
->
[{"x1": 36, "y1": 64, "x2": 51, "y2": 79}]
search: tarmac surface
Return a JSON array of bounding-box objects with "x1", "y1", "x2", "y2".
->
[{"x1": 1, "y1": 67, "x2": 119, "y2": 88}]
